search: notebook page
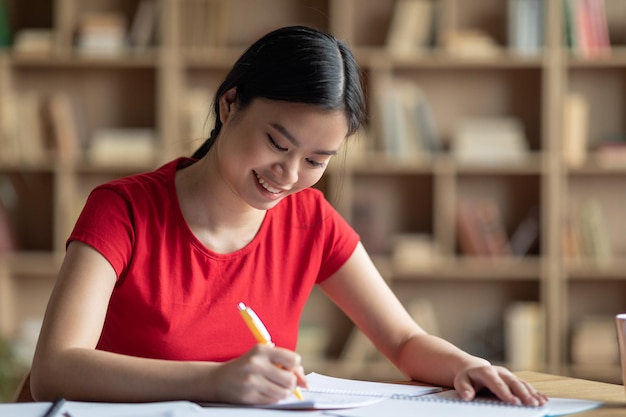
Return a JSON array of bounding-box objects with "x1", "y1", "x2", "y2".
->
[{"x1": 303, "y1": 372, "x2": 442, "y2": 398}]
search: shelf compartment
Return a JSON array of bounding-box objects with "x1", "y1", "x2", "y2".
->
[
  {"x1": 350, "y1": 173, "x2": 434, "y2": 256},
  {"x1": 567, "y1": 67, "x2": 626, "y2": 151},
  {"x1": 393, "y1": 278, "x2": 542, "y2": 364},
  {"x1": 565, "y1": 175, "x2": 626, "y2": 262},
  {"x1": 383, "y1": 67, "x2": 544, "y2": 152},
  {"x1": 456, "y1": 173, "x2": 542, "y2": 257},
  {"x1": 10, "y1": 66, "x2": 159, "y2": 167}
]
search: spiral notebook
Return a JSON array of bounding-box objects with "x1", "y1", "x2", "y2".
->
[
  {"x1": 255, "y1": 372, "x2": 443, "y2": 410},
  {"x1": 326, "y1": 396, "x2": 548, "y2": 417},
  {"x1": 325, "y1": 388, "x2": 602, "y2": 417}
]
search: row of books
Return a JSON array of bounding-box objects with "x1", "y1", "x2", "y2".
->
[
  {"x1": 373, "y1": 75, "x2": 530, "y2": 164},
  {"x1": 372, "y1": 76, "x2": 442, "y2": 160},
  {"x1": 0, "y1": 91, "x2": 78, "y2": 165},
  {"x1": 76, "y1": 0, "x2": 159, "y2": 56},
  {"x1": 1, "y1": 0, "x2": 159, "y2": 56},
  {"x1": 385, "y1": 0, "x2": 620, "y2": 59},
  {"x1": 457, "y1": 198, "x2": 540, "y2": 258},
  {"x1": 563, "y1": 199, "x2": 612, "y2": 264},
  {"x1": 564, "y1": 0, "x2": 611, "y2": 58},
  {"x1": 0, "y1": 91, "x2": 157, "y2": 166}
]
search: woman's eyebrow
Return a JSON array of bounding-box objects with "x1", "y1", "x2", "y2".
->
[{"x1": 270, "y1": 122, "x2": 337, "y2": 156}]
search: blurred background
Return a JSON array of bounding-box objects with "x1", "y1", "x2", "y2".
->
[{"x1": 1, "y1": 0, "x2": 626, "y2": 401}]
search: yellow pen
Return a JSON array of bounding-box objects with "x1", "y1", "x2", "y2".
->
[{"x1": 238, "y1": 302, "x2": 304, "y2": 401}]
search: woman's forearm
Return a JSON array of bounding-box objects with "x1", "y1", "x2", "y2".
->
[
  {"x1": 31, "y1": 348, "x2": 217, "y2": 402},
  {"x1": 394, "y1": 333, "x2": 490, "y2": 387}
]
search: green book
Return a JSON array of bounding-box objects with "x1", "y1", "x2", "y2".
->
[{"x1": 0, "y1": 0, "x2": 11, "y2": 48}]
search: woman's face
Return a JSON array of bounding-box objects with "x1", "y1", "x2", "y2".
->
[{"x1": 213, "y1": 91, "x2": 349, "y2": 211}]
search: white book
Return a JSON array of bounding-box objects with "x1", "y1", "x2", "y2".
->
[
  {"x1": 386, "y1": 0, "x2": 433, "y2": 55},
  {"x1": 452, "y1": 117, "x2": 529, "y2": 165}
]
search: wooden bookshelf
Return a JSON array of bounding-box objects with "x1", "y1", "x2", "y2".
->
[{"x1": 0, "y1": 0, "x2": 625, "y2": 384}]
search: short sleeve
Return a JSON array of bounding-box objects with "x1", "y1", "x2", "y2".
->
[
  {"x1": 68, "y1": 186, "x2": 135, "y2": 278},
  {"x1": 316, "y1": 195, "x2": 360, "y2": 283}
]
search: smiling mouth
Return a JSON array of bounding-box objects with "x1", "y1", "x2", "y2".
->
[{"x1": 254, "y1": 171, "x2": 282, "y2": 194}]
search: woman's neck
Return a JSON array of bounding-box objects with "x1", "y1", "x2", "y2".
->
[{"x1": 175, "y1": 157, "x2": 266, "y2": 253}]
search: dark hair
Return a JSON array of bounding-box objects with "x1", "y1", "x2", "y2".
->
[{"x1": 191, "y1": 25, "x2": 366, "y2": 159}]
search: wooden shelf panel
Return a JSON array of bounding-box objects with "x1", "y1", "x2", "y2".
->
[{"x1": 391, "y1": 257, "x2": 543, "y2": 280}]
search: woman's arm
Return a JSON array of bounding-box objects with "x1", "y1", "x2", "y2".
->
[
  {"x1": 319, "y1": 242, "x2": 546, "y2": 406},
  {"x1": 31, "y1": 241, "x2": 304, "y2": 404}
]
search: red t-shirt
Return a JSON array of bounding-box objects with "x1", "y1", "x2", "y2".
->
[{"x1": 68, "y1": 158, "x2": 359, "y2": 362}]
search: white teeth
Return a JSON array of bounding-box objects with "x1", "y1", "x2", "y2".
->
[{"x1": 255, "y1": 172, "x2": 281, "y2": 194}]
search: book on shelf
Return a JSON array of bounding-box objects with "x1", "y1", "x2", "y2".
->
[
  {"x1": 76, "y1": 12, "x2": 128, "y2": 56},
  {"x1": 16, "y1": 92, "x2": 47, "y2": 164},
  {"x1": 0, "y1": 176, "x2": 17, "y2": 253},
  {"x1": 562, "y1": 213, "x2": 584, "y2": 261},
  {"x1": 0, "y1": 92, "x2": 18, "y2": 161},
  {"x1": 562, "y1": 92, "x2": 589, "y2": 167},
  {"x1": 0, "y1": 92, "x2": 47, "y2": 165},
  {"x1": 457, "y1": 198, "x2": 512, "y2": 257},
  {"x1": 508, "y1": 0, "x2": 544, "y2": 56},
  {"x1": 504, "y1": 301, "x2": 545, "y2": 371},
  {"x1": 0, "y1": 0, "x2": 10, "y2": 48},
  {"x1": 451, "y1": 117, "x2": 529, "y2": 165},
  {"x1": 12, "y1": 29, "x2": 54, "y2": 55},
  {"x1": 391, "y1": 233, "x2": 440, "y2": 271},
  {"x1": 372, "y1": 76, "x2": 441, "y2": 160},
  {"x1": 128, "y1": 0, "x2": 159, "y2": 49},
  {"x1": 47, "y1": 92, "x2": 84, "y2": 161},
  {"x1": 564, "y1": 199, "x2": 612, "y2": 264},
  {"x1": 442, "y1": 30, "x2": 500, "y2": 58},
  {"x1": 0, "y1": 199, "x2": 16, "y2": 253},
  {"x1": 386, "y1": 0, "x2": 434, "y2": 56},
  {"x1": 88, "y1": 128, "x2": 156, "y2": 166},
  {"x1": 564, "y1": 0, "x2": 611, "y2": 58},
  {"x1": 509, "y1": 207, "x2": 540, "y2": 257},
  {"x1": 592, "y1": 135, "x2": 626, "y2": 166},
  {"x1": 578, "y1": 199, "x2": 612, "y2": 264}
]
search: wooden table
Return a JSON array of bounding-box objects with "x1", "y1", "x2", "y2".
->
[{"x1": 516, "y1": 371, "x2": 626, "y2": 417}]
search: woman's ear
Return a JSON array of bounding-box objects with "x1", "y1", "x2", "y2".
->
[{"x1": 218, "y1": 88, "x2": 237, "y2": 124}]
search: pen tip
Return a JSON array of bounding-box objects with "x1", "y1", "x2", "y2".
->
[{"x1": 238, "y1": 302, "x2": 246, "y2": 311}]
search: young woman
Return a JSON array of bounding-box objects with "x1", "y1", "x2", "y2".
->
[{"x1": 31, "y1": 26, "x2": 547, "y2": 407}]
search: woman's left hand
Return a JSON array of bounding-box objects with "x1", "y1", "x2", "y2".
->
[{"x1": 454, "y1": 364, "x2": 549, "y2": 406}]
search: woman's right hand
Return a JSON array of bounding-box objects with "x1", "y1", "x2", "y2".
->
[{"x1": 209, "y1": 344, "x2": 307, "y2": 405}]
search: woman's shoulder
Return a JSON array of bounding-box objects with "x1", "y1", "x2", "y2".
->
[{"x1": 94, "y1": 158, "x2": 184, "y2": 195}]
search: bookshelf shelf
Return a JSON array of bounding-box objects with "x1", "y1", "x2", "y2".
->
[
  {"x1": 366, "y1": 50, "x2": 547, "y2": 69},
  {"x1": 392, "y1": 257, "x2": 543, "y2": 281},
  {"x1": 0, "y1": 0, "x2": 625, "y2": 383}
]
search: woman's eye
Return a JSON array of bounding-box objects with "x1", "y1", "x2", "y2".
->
[
  {"x1": 268, "y1": 135, "x2": 288, "y2": 151},
  {"x1": 306, "y1": 158, "x2": 327, "y2": 168}
]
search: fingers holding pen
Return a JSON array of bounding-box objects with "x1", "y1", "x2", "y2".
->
[{"x1": 213, "y1": 344, "x2": 305, "y2": 405}]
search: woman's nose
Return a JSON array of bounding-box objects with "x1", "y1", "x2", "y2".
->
[{"x1": 273, "y1": 158, "x2": 299, "y2": 185}]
